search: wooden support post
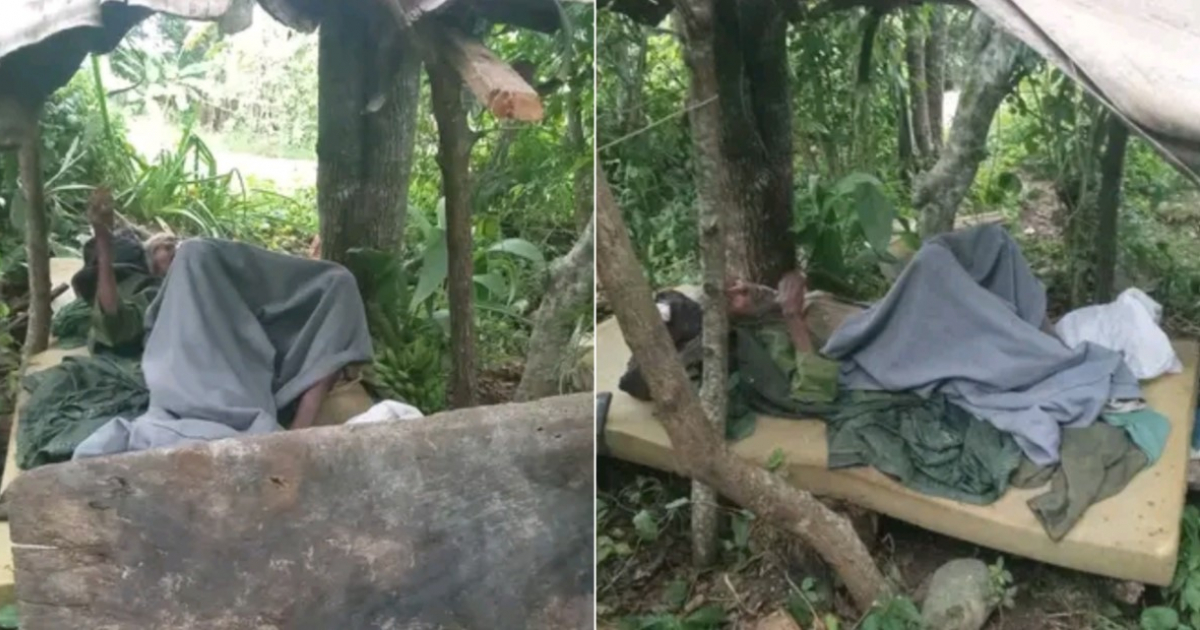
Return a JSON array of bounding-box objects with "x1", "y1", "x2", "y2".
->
[
  {"x1": 428, "y1": 57, "x2": 479, "y2": 409},
  {"x1": 1094, "y1": 115, "x2": 1130, "y2": 304},
  {"x1": 17, "y1": 124, "x2": 50, "y2": 355}
]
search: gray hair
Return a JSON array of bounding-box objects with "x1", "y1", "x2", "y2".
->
[{"x1": 143, "y1": 233, "x2": 179, "y2": 269}]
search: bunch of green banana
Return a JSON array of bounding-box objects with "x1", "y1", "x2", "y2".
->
[{"x1": 366, "y1": 309, "x2": 448, "y2": 413}]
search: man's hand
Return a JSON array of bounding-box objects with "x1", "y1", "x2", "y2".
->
[
  {"x1": 87, "y1": 187, "x2": 116, "y2": 231},
  {"x1": 776, "y1": 270, "x2": 807, "y2": 317}
]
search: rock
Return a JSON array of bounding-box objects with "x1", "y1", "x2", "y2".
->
[
  {"x1": 756, "y1": 610, "x2": 803, "y2": 630},
  {"x1": 920, "y1": 559, "x2": 994, "y2": 630},
  {"x1": 1110, "y1": 579, "x2": 1145, "y2": 605},
  {"x1": 8, "y1": 393, "x2": 594, "y2": 630}
]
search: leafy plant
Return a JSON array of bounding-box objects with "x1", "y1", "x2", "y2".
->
[
  {"x1": 987, "y1": 557, "x2": 1018, "y2": 610},
  {"x1": 859, "y1": 596, "x2": 924, "y2": 630}
]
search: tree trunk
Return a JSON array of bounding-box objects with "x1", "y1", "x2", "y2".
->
[
  {"x1": 513, "y1": 216, "x2": 594, "y2": 402},
  {"x1": 316, "y1": 5, "x2": 420, "y2": 265},
  {"x1": 597, "y1": 172, "x2": 888, "y2": 612},
  {"x1": 428, "y1": 59, "x2": 479, "y2": 410},
  {"x1": 1094, "y1": 115, "x2": 1130, "y2": 304},
  {"x1": 925, "y1": 6, "x2": 948, "y2": 153},
  {"x1": 712, "y1": 0, "x2": 794, "y2": 286},
  {"x1": 897, "y1": 87, "x2": 916, "y2": 185},
  {"x1": 915, "y1": 15, "x2": 1026, "y2": 238},
  {"x1": 566, "y1": 56, "x2": 592, "y2": 232},
  {"x1": 678, "y1": 0, "x2": 740, "y2": 567},
  {"x1": 18, "y1": 127, "x2": 50, "y2": 355},
  {"x1": 904, "y1": 10, "x2": 932, "y2": 159}
]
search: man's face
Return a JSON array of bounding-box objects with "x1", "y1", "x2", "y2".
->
[{"x1": 151, "y1": 242, "x2": 176, "y2": 276}]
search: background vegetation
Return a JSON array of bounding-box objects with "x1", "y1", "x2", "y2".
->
[
  {"x1": 598, "y1": 6, "x2": 1200, "y2": 630},
  {"x1": 0, "y1": 5, "x2": 593, "y2": 416}
]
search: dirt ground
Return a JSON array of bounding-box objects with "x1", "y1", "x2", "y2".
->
[{"x1": 597, "y1": 459, "x2": 1147, "y2": 630}]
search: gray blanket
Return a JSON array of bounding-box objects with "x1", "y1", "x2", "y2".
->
[
  {"x1": 822, "y1": 225, "x2": 1139, "y2": 466},
  {"x1": 74, "y1": 239, "x2": 373, "y2": 458}
]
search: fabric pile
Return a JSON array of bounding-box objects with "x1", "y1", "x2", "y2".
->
[
  {"x1": 18, "y1": 355, "x2": 148, "y2": 469},
  {"x1": 621, "y1": 224, "x2": 1178, "y2": 540}
]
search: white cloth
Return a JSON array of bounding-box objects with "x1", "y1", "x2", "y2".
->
[
  {"x1": 1054, "y1": 288, "x2": 1182, "y2": 381},
  {"x1": 346, "y1": 400, "x2": 426, "y2": 425}
]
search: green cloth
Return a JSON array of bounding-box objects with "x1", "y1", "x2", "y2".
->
[
  {"x1": 824, "y1": 391, "x2": 1023, "y2": 505},
  {"x1": 50, "y1": 298, "x2": 92, "y2": 349},
  {"x1": 681, "y1": 323, "x2": 1022, "y2": 505},
  {"x1": 1011, "y1": 422, "x2": 1147, "y2": 541},
  {"x1": 89, "y1": 272, "x2": 159, "y2": 356},
  {"x1": 17, "y1": 355, "x2": 148, "y2": 470},
  {"x1": 1102, "y1": 408, "x2": 1170, "y2": 465}
]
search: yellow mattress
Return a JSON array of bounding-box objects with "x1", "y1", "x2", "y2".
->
[
  {"x1": 0, "y1": 258, "x2": 86, "y2": 605},
  {"x1": 596, "y1": 316, "x2": 1199, "y2": 585}
]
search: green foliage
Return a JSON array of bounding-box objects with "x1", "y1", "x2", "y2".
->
[
  {"x1": 1153, "y1": 505, "x2": 1200, "y2": 629},
  {"x1": 794, "y1": 172, "x2": 899, "y2": 299},
  {"x1": 859, "y1": 596, "x2": 924, "y2": 630},
  {"x1": 987, "y1": 557, "x2": 1018, "y2": 610},
  {"x1": 597, "y1": 476, "x2": 690, "y2": 568}
]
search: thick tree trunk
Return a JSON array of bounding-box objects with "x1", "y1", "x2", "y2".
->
[
  {"x1": 18, "y1": 127, "x2": 50, "y2": 355},
  {"x1": 915, "y1": 15, "x2": 1026, "y2": 238},
  {"x1": 316, "y1": 6, "x2": 420, "y2": 265},
  {"x1": 904, "y1": 11, "x2": 932, "y2": 159},
  {"x1": 678, "y1": 0, "x2": 740, "y2": 567},
  {"x1": 925, "y1": 6, "x2": 948, "y2": 153},
  {"x1": 712, "y1": 0, "x2": 794, "y2": 286},
  {"x1": 1094, "y1": 116, "x2": 1130, "y2": 304},
  {"x1": 428, "y1": 60, "x2": 480, "y2": 410},
  {"x1": 597, "y1": 172, "x2": 888, "y2": 612},
  {"x1": 513, "y1": 216, "x2": 594, "y2": 402}
]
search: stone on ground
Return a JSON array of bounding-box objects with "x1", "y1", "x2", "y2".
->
[
  {"x1": 920, "y1": 558, "x2": 993, "y2": 630},
  {"x1": 756, "y1": 610, "x2": 803, "y2": 630},
  {"x1": 8, "y1": 393, "x2": 594, "y2": 630}
]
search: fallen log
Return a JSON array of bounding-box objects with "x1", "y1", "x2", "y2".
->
[{"x1": 8, "y1": 392, "x2": 594, "y2": 630}]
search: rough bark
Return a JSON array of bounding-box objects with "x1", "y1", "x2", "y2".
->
[
  {"x1": 925, "y1": 5, "x2": 947, "y2": 152},
  {"x1": 712, "y1": 0, "x2": 795, "y2": 286},
  {"x1": 9, "y1": 393, "x2": 594, "y2": 630},
  {"x1": 316, "y1": 5, "x2": 420, "y2": 265},
  {"x1": 18, "y1": 126, "x2": 50, "y2": 355},
  {"x1": 904, "y1": 10, "x2": 932, "y2": 159},
  {"x1": 1094, "y1": 116, "x2": 1130, "y2": 303},
  {"x1": 597, "y1": 172, "x2": 888, "y2": 612},
  {"x1": 677, "y1": 0, "x2": 738, "y2": 567},
  {"x1": 428, "y1": 59, "x2": 479, "y2": 409},
  {"x1": 565, "y1": 52, "x2": 592, "y2": 231},
  {"x1": 914, "y1": 15, "x2": 1026, "y2": 238},
  {"x1": 513, "y1": 215, "x2": 595, "y2": 402}
]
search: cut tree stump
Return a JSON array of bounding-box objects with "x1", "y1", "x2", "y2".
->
[
  {"x1": 8, "y1": 393, "x2": 594, "y2": 630},
  {"x1": 425, "y1": 24, "x2": 544, "y2": 122}
]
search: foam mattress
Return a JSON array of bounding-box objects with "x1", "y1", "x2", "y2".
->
[{"x1": 595, "y1": 316, "x2": 1199, "y2": 585}]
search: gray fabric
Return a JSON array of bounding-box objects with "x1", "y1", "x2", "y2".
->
[
  {"x1": 74, "y1": 238, "x2": 373, "y2": 459},
  {"x1": 968, "y1": 0, "x2": 1200, "y2": 182},
  {"x1": 823, "y1": 225, "x2": 1140, "y2": 466}
]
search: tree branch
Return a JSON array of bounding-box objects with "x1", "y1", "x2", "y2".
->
[{"x1": 597, "y1": 170, "x2": 889, "y2": 612}]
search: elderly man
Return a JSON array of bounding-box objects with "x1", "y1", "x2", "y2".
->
[{"x1": 71, "y1": 189, "x2": 372, "y2": 459}]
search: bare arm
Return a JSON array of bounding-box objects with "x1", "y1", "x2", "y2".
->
[
  {"x1": 88, "y1": 189, "x2": 119, "y2": 315},
  {"x1": 726, "y1": 272, "x2": 814, "y2": 353}
]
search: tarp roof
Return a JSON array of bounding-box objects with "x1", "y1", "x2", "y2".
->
[
  {"x1": 973, "y1": 0, "x2": 1200, "y2": 183},
  {"x1": 0, "y1": 0, "x2": 566, "y2": 110}
]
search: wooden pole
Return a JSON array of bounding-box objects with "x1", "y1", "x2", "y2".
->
[
  {"x1": 17, "y1": 121, "x2": 50, "y2": 355},
  {"x1": 428, "y1": 57, "x2": 479, "y2": 409}
]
